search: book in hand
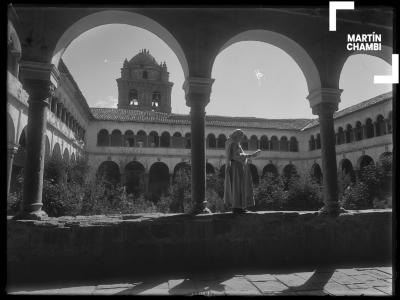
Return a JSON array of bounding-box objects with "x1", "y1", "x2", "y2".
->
[{"x1": 248, "y1": 149, "x2": 261, "y2": 157}]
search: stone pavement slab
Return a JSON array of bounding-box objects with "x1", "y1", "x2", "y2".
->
[{"x1": 8, "y1": 266, "x2": 392, "y2": 296}]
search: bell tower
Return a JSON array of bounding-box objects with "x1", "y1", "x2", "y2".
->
[{"x1": 116, "y1": 49, "x2": 173, "y2": 113}]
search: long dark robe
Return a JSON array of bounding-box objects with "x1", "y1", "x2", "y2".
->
[{"x1": 223, "y1": 139, "x2": 255, "y2": 209}]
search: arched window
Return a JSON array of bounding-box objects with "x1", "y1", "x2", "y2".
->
[
  {"x1": 241, "y1": 135, "x2": 248, "y2": 150},
  {"x1": 249, "y1": 135, "x2": 258, "y2": 150},
  {"x1": 110, "y1": 130, "x2": 122, "y2": 147},
  {"x1": 337, "y1": 127, "x2": 345, "y2": 145},
  {"x1": 149, "y1": 162, "x2": 170, "y2": 197},
  {"x1": 280, "y1": 136, "x2": 289, "y2": 152},
  {"x1": 217, "y1": 134, "x2": 227, "y2": 149},
  {"x1": 365, "y1": 118, "x2": 374, "y2": 138},
  {"x1": 142, "y1": 70, "x2": 148, "y2": 79},
  {"x1": 316, "y1": 134, "x2": 321, "y2": 149},
  {"x1": 310, "y1": 163, "x2": 322, "y2": 185},
  {"x1": 262, "y1": 163, "x2": 278, "y2": 178},
  {"x1": 136, "y1": 130, "x2": 147, "y2": 147},
  {"x1": 355, "y1": 121, "x2": 363, "y2": 141},
  {"x1": 375, "y1": 115, "x2": 386, "y2": 137},
  {"x1": 124, "y1": 130, "x2": 135, "y2": 147},
  {"x1": 97, "y1": 129, "x2": 109, "y2": 146},
  {"x1": 129, "y1": 89, "x2": 139, "y2": 106},
  {"x1": 345, "y1": 124, "x2": 353, "y2": 143},
  {"x1": 160, "y1": 132, "x2": 171, "y2": 147},
  {"x1": 289, "y1": 137, "x2": 298, "y2": 152},
  {"x1": 207, "y1": 134, "x2": 216, "y2": 148},
  {"x1": 309, "y1": 135, "x2": 315, "y2": 151},
  {"x1": 270, "y1": 136, "x2": 279, "y2": 151},
  {"x1": 172, "y1": 132, "x2": 183, "y2": 148},
  {"x1": 152, "y1": 92, "x2": 161, "y2": 109},
  {"x1": 125, "y1": 161, "x2": 145, "y2": 195},
  {"x1": 260, "y1": 135, "x2": 268, "y2": 150},
  {"x1": 149, "y1": 131, "x2": 159, "y2": 147},
  {"x1": 97, "y1": 161, "x2": 121, "y2": 186},
  {"x1": 185, "y1": 133, "x2": 191, "y2": 149}
]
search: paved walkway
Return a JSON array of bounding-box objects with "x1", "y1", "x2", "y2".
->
[{"x1": 8, "y1": 266, "x2": 392, "y2": 295}]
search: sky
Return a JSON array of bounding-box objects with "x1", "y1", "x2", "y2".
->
[{"x1": 62, "y1": 24, "x2": 392, "y2": 119}]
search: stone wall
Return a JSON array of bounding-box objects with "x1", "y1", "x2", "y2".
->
[{"x1": 7, "y1": 210, "x2": 392, "y2": 284}]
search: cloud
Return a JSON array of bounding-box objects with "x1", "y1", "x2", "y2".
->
[{"x1": 93, "y1": 96, "x2": 118, "y2": 108}]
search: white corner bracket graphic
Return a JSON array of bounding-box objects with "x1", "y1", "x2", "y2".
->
[
  {"x1": 374, "y1": 54, "x2": 399, "y2": 84},
  {"x1": 329, "y1": 1, "x2": 355, "y2": 31}
]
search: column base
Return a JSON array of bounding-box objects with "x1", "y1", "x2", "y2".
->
[
  {"x1": 13, "y1": 209, "x2": 48, "y2": 221},
  {"x1": 318, "y1": 203, "x2": 347, "y2": 217},
  {"x1": 188, "y1": 202, "x2": 212, "y2": 215}
]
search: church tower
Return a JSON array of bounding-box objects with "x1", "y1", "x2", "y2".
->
[{"x1": 116, "y1": 49, "x2": 173, "y2": 113}]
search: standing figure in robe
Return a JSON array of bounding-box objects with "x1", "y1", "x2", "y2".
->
[{"x1": 223, "y1": 129, "x2": 261, "y2": 214}]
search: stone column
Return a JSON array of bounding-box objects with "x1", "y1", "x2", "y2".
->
[
  {"x1": 183, "y1": 77, "x2": 214, "y2": 214},
  {"x1": 307, "y1": 88, "x2": 345, "y2": 216},
  {"x1": 7, "y1": 143, "x2": 19, "y2": 198},
  {"x1": 14, "y1": 61, "x2": 59, "y2": 220}
]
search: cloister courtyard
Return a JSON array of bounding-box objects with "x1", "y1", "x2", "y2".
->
[{"x1": 7, "y1": 4, "x2": 395, "y2": 296}]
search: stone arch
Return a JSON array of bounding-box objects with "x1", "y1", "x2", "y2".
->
[
  {"x1": 184, "y1": 133, "x2": 191, "y2": 149},
  {"x1": 63, "y1": 148, "x2": 70, "y2": 163},
  {"x1": 315, "y1": 133, "x2": 321, "y2": 149},
  {"x1": 309, "y1": 135, "x2": 315, "y2": 151},
  {"x1": 282, "y1": 164, "x2": 298, "y2": 180},
  {"x1": 110, "y1": 129, "x2": 123, "y2": 147},
  {"x1": 7, "y1": 20, "x2": 22, "y2": 77},
  {"x1": 249, "y1": 135, "x2": 258, "y2": 150},
  {"x1": 270, "y1": 136, "x2": 279, "y2": 151},
  {"x1": 339, "y1": 158, "x2": 356, "y2": 183},
  {"x1": 97, "y1": 161, "x2": 121, "y2": 185},
  {"x1": 97, "y1": 129, "x2": 109, "y2": 146},
  {"x1": 289, "y1": 136, "x2": 298, "y2": 152},
  {"x1": 280, "y1": 136, "x2": 289, "y2": 152},
  {"x1": 365, "y1": 118, "x2": 374, "y2": 139},
  {"x1": 375, "y1": 114, "x2": 386, "y2": 137},
  {"x1": 217, "y1": 29, "x2": 321, "y2": 93},
  {"x1": 248, "y1": 164, "x2": 259, "y2": 185},
  {"x1": 7, "y1": 113, "x2": 15, "y2": 144},
  {"x1": 337, "y1": 127, "x2": 345, "y2": 145},
  {"x1": 345, "y1": 124, "x2": 353, "y2": 143},
  {"x1": 125, "y1": 161, "x2": 145, "y2": 195},
  {"x1": 149, "y1": 162, "x2": 170, "y2": 196},
  {"x1": 357, "y1": 155, "x2": 374, "y2": 171},
  {"x1": 262, "y1": 163, "x2": 278, "y2": 178},
  {"x1": 217, "y1": 134, "x2": 227, "y2": 149},
  {"x1": 355, "y1": 121, "x2": 363, "y2": 141},
  {"x1": 160, "y1": 131, "x2": 171, "y2": 148},
  {"x1": 260, "y1": 135, "x2": 268, "y2": 150},
  {"x1": 172, "y1": 132, "x2": 183, "y2": 148},
  {"x1": 310, "y1": 163, "x2": 322, "y2": 184},
  {"x1": 149, "y1": 131, "x2": 159, "y2": 147},
  {"x1": 206, "y1": 162, "x2": 215, "y2": 174},
  {"x1": 173, "y1": 162, "x2": 191, "y2": 182},
  {"x1": 44, "y1": 135, "x2": 51, "y2": 161},
  {"x1": 52, "y1": 10, "x2": 189, "y2": 78},
  {"x1": 52, "y1": 143, "x2": 62, "y2": 161},
  {"x1": 207, "y1": 133, "x2": 216, "y2": 149},
  {"x1": 124, "y1": 130, "x2": 135, "y2": 147},
  {"x1": 136, "y1": 130, "x2": 147, "y2": 147}
]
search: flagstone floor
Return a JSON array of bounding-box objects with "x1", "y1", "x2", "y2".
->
[{"x1": 8, "y1": 266, "x2": 392, "y2": 295}]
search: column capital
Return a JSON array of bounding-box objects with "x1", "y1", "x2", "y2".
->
[
  {"x1": 7, "y1": 143, "x2": 19, "y2": 155},
  {"x1": 19, "y1": 61, "x2": 60, "y2": 87},
  {"x1": 307, "y1": 88, "x2": 343, "y2": 115},
  {"x1": 183, "y1": 77, "x2": 215, "y2": 107}
]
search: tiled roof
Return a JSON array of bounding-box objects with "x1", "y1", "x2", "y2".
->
[
  {"x1": 301, "y1": 92, "x2": 392, "y2": 130},
  {"x1": 90, "y1": 108, "x2": 312, "y2": 130},
  {"x1": 90, "y1": 92, "x2": 391, "y2": 131}
]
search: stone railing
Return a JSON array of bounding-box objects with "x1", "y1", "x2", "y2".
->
[{"x1": 7, "y1": 209, "x2": 391, "y2": 284}]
